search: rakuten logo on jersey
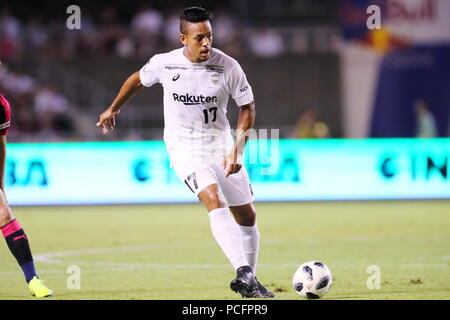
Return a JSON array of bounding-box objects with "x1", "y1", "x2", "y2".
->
[{"x1": 173, "y1": 93, "x2": 218, "y2": 105}]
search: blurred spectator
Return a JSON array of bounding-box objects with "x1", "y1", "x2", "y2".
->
[
  {"x1": 212, "y1": 9, "x2": 237, "y2": 47},
  {"x1": 34, "y1": 84, "x2": 74, "y2": 140},
  {"x1": 0, "y1": 67, "x2": 38, "y2": 137},
  {"x1": 0, "y1": 8, "x2": 21, "y2": 42},
  {"x1": 291, "y1": 108, "x2": 330, "y2": 139},
  {"x1": 0, "y1": 68, "x2": 76, "y2": 141},
  {"x1": 131, "y1": 4, "x2": 163, "y2": 35},
  {"x1": 415, "y1": 100, "x2": 437, "y2": 138},
  {"x1": 131, "y1": 4, "x2": 163, "y2": 58},
  {"x1": 73, "y1": 14, "x2": 97, "y2": 58},
  {"x1": 34, "y1": 84, "x2": 68, "y2": 115},
  {"x1": 116, "y1": 36, "x2": 136, "y2": 58},
  {"x1": 0, "y1": 5, "x2": 330, "y2": 60},
  {"x1": 163, "y1": 11, "x2": 182, "y2": 49},
  {"x1": 0, "y1": 34, "x2": 16, "y2": 61},
  {"x1": 45, "y1": 17, "x2": 76, "y2": 59},
  {"x1": 248, "y1": 27, "x2": 285, "y2": 57},
  {"x1": 0, "y1": 8, "x2": 22, "y2": 60},
  {"x1": 0, "y1": 70, "x2": 35, "y2": 96},
  {"x1": 25, "y1": 17, "x2": 48, "y2": 52},
  {"x1": 97, "y1": 7, "x2": 124, "y2": 56}
]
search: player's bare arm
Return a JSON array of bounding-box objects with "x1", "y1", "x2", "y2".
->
[
  {"x1": 97, "y1": 71, "x2": 143, "y2": 134},
  {"x1": 224, "y1": 101, "x2": 255, "y2": 177}
]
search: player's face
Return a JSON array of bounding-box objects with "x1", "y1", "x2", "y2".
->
[{"x1": 180, "y1": 21, "x2": 213, "y2": 63}]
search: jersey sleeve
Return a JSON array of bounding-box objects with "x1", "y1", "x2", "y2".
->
[
  {"x1": 227, "y1": 61, "x2": 254, "y2": 107},
  {"x1": 0, "y1": 94, "x2": 11, "y2": 136},
  {"x1": 139, "y1": 55, "x2": 161, "y2": 87}
]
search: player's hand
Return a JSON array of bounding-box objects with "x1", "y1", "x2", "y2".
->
[
  {"x1": 96, "y1": 108, "x2": 120, "y2": 134},
  {"x1": 223, "y1": 151, "x2": 243, "y2": 178}
]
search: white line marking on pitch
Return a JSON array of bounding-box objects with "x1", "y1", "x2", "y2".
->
[
  {"x1": 34, "y1": 242, "x2": 228, "y2": 269},
  {"x1": 33, "y1": 239, "x2": 285, "y2": 270},
  {"x1": 23, "y1": 240, "x2": 448, "y2": 275}
]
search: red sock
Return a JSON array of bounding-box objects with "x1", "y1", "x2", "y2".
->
[{"x1": 1, "y1": 220, "x2": 37, "y2": 283}]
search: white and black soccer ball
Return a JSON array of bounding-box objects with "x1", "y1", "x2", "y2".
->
[{"x1": 292, "y1": 261, "x2": 332, "y2": 299}]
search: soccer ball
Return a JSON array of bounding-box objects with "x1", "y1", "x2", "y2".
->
[{"x1": 292, "y1": 261, "x2": 332, "y2": 299}]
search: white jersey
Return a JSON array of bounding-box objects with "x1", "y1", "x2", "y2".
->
[{"x1": 139, "y1": 47, "x2": 254, "y2": 161}]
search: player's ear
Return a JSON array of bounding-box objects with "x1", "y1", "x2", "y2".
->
[{"x1": 179, "y1": 33, "x2": 187, "y2": 46}]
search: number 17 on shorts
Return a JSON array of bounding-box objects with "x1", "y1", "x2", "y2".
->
[{"x1": 184, "y1": 172, "x2": 198, "y2": 193}]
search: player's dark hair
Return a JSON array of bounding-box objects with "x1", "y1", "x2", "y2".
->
[{"x1": 180, "y1": 7, "x2": 212, "y2": 34}]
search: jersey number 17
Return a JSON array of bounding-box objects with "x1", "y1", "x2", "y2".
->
[{"x1": 203, "y1": 107, "x2": 217, "y2": 124}]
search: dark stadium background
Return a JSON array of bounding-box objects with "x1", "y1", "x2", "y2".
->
[{"x1": 1, "y1": 0, "x2": 343, "y2": 142}]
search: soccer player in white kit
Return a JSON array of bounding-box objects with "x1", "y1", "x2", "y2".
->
[{"x1": 97, "y1": 7, "x2": 274, "y2": 298}]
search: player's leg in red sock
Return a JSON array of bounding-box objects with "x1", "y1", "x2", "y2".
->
[{"x1": 0, "y1": 194, "x2": 38, "y2": 283}]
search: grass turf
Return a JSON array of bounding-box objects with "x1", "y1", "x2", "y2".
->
[{"x1": 0, "y1": 200, "x2": 449, "y2": 300}]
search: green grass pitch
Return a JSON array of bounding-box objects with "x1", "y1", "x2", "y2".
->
[{"x1": 0, "y1": 200, "x2": 449, "y2": 300}]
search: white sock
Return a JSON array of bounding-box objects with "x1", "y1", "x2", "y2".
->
[
  {"x1": 208, "y1": 207, "x2": 249, "y2": 270},
  {"x1": 238, "y1": 223, "x2": 260, "y2": 275}
]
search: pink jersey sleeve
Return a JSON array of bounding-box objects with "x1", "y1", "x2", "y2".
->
[{"x1": 0, "y1": 93, "x2": 12, "y2": 136}]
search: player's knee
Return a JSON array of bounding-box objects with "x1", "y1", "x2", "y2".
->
[
  {"x1": 231, "y1": 205, "x2": 256, "y2": 226},
  {"x1": 206, "y1": 192, "x2": 224, "y2": 207},
  {"x1": 200, "y1": 190, "x2": 226, "y2": 209},
  {"x1": 239, "y1": 211, "x2": 256, "y2": 226},
  {"x1": 0, "y1": 205, "x2": 14, "y2": 227}
]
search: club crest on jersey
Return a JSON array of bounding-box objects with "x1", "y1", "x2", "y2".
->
[
  {"x1": 173, "y1": 93, "x2": 218, "y2": 105},
  {"x1": 210, "y1": 73, "x2": 220, "y2": 84}
]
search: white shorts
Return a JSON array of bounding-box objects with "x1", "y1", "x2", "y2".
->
[{"x1": 170, "y1": 154, "x2": 254, "y2": 207}]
